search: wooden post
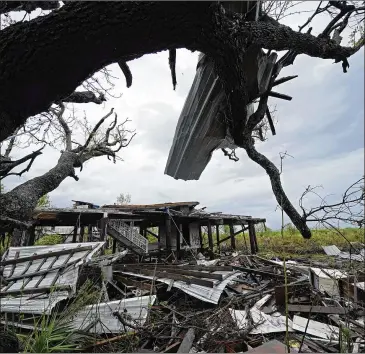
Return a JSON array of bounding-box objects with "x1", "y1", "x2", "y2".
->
[
  {"x1": 112, "y1": 239, "x2": 117, "y2": 254},
  {"x1": 26, "y1": 226, "x2": 36, "y2": 246},
  {"x1": 229, "y1": 223, "x2": 236, "y2": 250},
  {"x1": 182, "y1": 222, "x2": 190, "y2": 246},
  {"x1": 79, "y1": 226, "x2": 85, "y2": 243},
  {"x1": 72, "y1": 225, "x2": 77, "y2": 243},
  {"x1": 198, "y1": 225, "x2": 203, "y2": 250},
  {"x1": 207, "y1": 221, "x2": 213, "y2": 251},
  {"x1": 165, "y1": 215, "x2": 171, "y2": 252},
  {"x1": 215, "y1": 225, "x2": 220, "y2": 252},
  {"x1": 248, "y1": 222, "x2": 258, "y2": 254},
  {"x1": 88, "y1": 224, "x2": 93, "y2": 242},
  {"x1": 176, "y1": 224, "x2": 181, "y2": 260},
  {"x1": 99, "y1": 213, "x2": 108, "y2": 255}
]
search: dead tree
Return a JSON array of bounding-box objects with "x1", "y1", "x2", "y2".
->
[
  {"x1": 0, "y1": 1, "x2": 363, "y2": 238},
  {"x1": 0, "y1": 104, "x2": 135, "y2": 232},
  {"x1": 299, "y1": 176, "x2": 365, "y2": 229}
]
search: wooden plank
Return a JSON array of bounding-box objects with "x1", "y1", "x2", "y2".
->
[
  {"x1": 233, "y1": 227, "x2": 248, "y2": 237},
  {"x1": 122, "y1": 267, "x2": 215, "y2": 288},
  {"x1": 233, "y1": 265, "x2": 287, "y2": 278},
  {"x1": 163, "y1": 341, "x2": 182, "y2": 353},
  {"x1": 146, "y1": 229, "x2": 158, "y2": 238},
  {"x1": 217, "y1": 235, "x2": 231, "y2": 244},
  {"x1": 0, "y1": 246, "x2": 93, "y2": 266},
  {"x1": 275, "y1": 281, "x2": 309, "y2": 306},
  {"x1": 72, "y1": 225, "x2": 77, "y2": 243},
  {"x1": 127, "y1": 264, "x2": 234, "y2": 272},
  {"x1": 287, "y1": 304, "x2": 347, "y2": 315},
  {"x1": 246, "y1": 339, "x2": 286, "y2": 354},
  {"x1": 131, "y1": 266, "x2": 223, "y2": 280},
  {"x1": 177, "y1": 328, "x2": 195, "y2": 353}
]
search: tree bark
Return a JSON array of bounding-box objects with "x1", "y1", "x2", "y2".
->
[
  {"x1": 0, "y1": 2, "x2": 360, "y2": 141},
  {"x1": 243, "y1": 141, "x2": 312, "y2": 238},
  {"x1": 0, "y1": 151, "x2": 78, "y2": 230}
]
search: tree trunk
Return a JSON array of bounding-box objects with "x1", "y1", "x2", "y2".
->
[
  {"x1": 0, "y1": 151, "x2": 78, "y2": 231},
  {"x1": 0, "y1": 2, "x2": 357, "y2": 141}
]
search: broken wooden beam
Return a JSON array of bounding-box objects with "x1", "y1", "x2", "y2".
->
[
  {"x1": 177, "y1": 328, "x2": 195, "y2": 353},
  {"x1": 127, "y1": 264, "x2": 234, "y2": 272},
  {"x1": 130, "y1": 266, "x2": 224, "y2": 280},
  {"x1": 287, "y1": 304, "x2": 347, "y2": 315}
]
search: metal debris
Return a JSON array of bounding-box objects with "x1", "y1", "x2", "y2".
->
[{"x1": 1, "y1": 244, "x2": 364, "y2": 353}]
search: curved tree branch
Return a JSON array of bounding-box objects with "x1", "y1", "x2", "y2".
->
[
  {"x1": 242, "y1": 141, "x2": 312, "y2": 239},
  {"x1": 0, "y1": 146, "x2": 44, "y2": 179},
  {"x1": 61, "y1": 91, "x2": 106, "y2": 105}
]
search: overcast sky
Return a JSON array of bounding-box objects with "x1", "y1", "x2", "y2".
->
[{"x1": 3, "y1": 3, "x2": 364, "y2": 230}]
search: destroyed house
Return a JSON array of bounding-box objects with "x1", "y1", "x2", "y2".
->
[{"x1": 30, "y1": 201, "x2": 265, "y2": 257}]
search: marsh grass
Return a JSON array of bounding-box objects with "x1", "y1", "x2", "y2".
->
[{"x1": 202, "y1": 226, "x2": 364, "y2": 259}]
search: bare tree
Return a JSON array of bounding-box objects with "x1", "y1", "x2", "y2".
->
[
  {"x1": 0, "y1": 1, "x2": 363, "y2": 238},
  {"x1": 0, "y1": 105, "x2": 135, "y2": 231},
  {"x1": 299, "y1": 176, "x2": 365, "y2": 229},
  {"x1": 116, "y1": 193, "x2": 132, "y2": 205}
]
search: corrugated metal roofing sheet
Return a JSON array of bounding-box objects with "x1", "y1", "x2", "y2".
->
[
  {"x1": 0, "y1": 242, "x2": 104, "y2": 314},
  {"x1": 71, "y1": 295, "x2": 156, "y2": 334},
  {"x1": 322, "y1": 245, "x2": 341, "y2": 256},
  {"x1": 102, "y1": 202, "x2": 199, "y2": 210},
  {"x1": 121, "y1": 270, "x2": 240, "y2": 304},
  {"x1": 322, "y1": 245, "x2": 364, "y2": 262}
]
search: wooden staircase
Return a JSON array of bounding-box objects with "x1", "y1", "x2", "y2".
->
[{"x1": 107, "y1": 219, "x2": 148, "y2": 255}]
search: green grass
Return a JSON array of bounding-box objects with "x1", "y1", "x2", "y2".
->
[{"x1": 203, "y1": 226, "x2": 364, "y2": 259}]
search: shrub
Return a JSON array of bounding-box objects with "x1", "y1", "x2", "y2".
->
[{"x1": 35, "y1": 234, "x2": 63, "y2": 246}]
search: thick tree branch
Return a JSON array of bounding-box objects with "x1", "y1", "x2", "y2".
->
[
  {"x1": 0, "y1": 1, "x2": 60, "y2": 15},
  {"x1": 117, "y1": 61, "x2": 133, "y2": 88},
  {"x1": 61, "y1": 91, "x2": 106, "y2": 105},
  {"x1": 0, "y1": 2, "x2": 362, "y2": 142},
  {"x1": 3, "y1": 128, "x2": 20, "y2": 157},
  {"x1": 82, "y1": 108, "x2": 114, "y2": 151},
  {"x1": 0, "y1": 147, "x2": 44, "y2": 179},
  {"x1": 0, "y1": 151, "x2": 79, "y2": 229},
  {"x1": 169, "y1": 48, "x2": 177, "y2": 90},
  {"x1": 243, "y1": 141, "x2": 312, "y2": 239},
  {"x1": 51, "y1": 103, "x2": 71, "y2": 150},
  {"x1": 300, "y1": 176, "x2": 364, "y2": 228}
]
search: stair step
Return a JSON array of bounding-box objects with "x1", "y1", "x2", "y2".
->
[{"x1": 107, "y1": 219, "x2": 148, "y2": 255}]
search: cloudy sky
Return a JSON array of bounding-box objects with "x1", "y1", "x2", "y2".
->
[{"x1": 3, "y1": 3, "x2": 364, "y2": 230}]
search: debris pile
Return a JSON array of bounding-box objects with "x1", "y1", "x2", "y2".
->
[{"x1": 1, "y1": 242, "x2": 364, "y2": 353}]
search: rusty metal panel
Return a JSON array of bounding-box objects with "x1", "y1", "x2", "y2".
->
[{"x1": 247, "y1": 339, "x2": 287, "y2": 353}]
